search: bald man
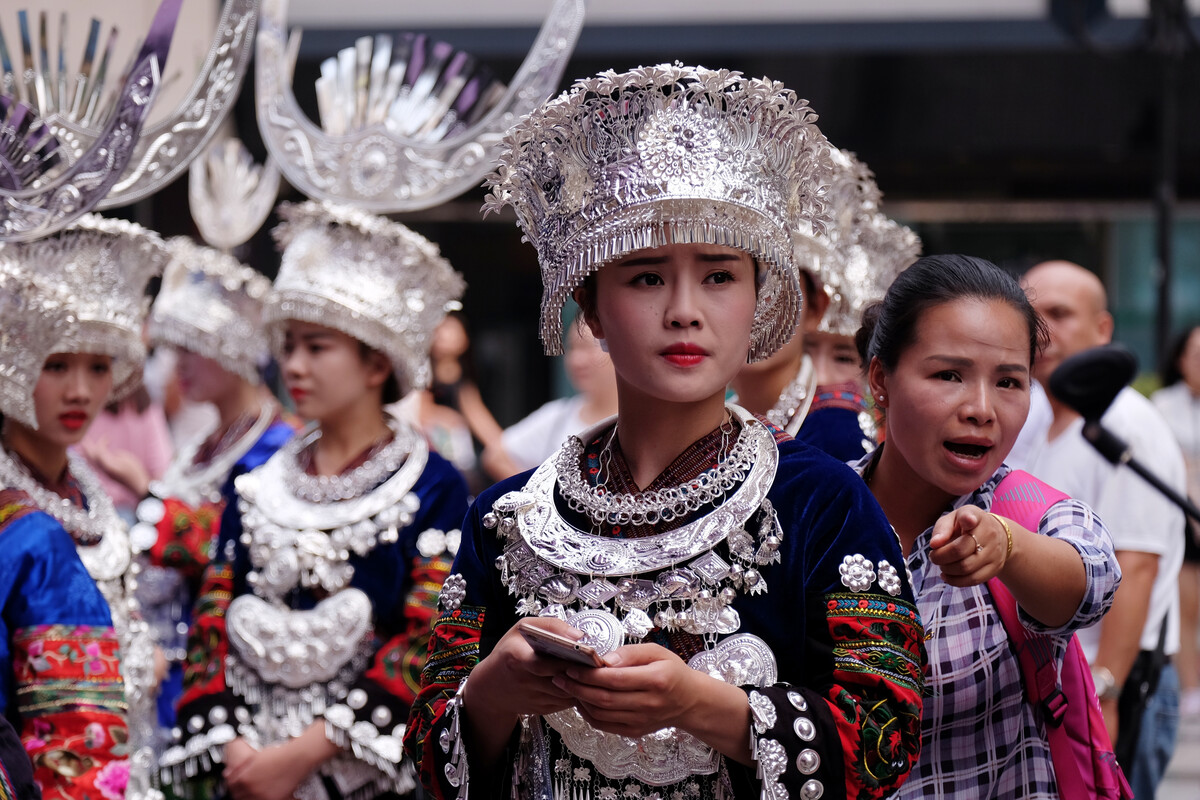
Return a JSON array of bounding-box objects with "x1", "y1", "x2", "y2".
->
[{"x1": 1013, "y1": 260, "x2": 1185, "y2": 800}]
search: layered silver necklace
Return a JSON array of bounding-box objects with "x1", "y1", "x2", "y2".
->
[
  {"x1": 555, "y1": 412, "x2": 751, "y2": 527},
  {"x1": 0, "y1": 444, "x2": 121, "y2": 546},
  {"x1": 281, "y1": 415, "x2": 419, "y2": 503}
]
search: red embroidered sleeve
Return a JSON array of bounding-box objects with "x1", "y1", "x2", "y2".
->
[
  {"x1": 146, "y1": 497, "x2": 223, "y2": 585},
  {"x1": 179, "y1": 560, "x2": 234, "y2": 705}
]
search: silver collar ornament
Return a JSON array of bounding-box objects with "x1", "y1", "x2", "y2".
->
[
  {"x1": 2, "y1": 213, "x2": 171, "y2": 401},
  {"x1": 0, "y1": 0, "x2": 261, "y2": 241},
  {"x1": 254, "y1": 0, "x2": 585, "y2": 212},
  {"x1": 235, "y1": 412, "x2": 428, "y2": 603},
  {"x1": 483, "y1": 63, "x2": 833, "y2": 361},
  {"x1": 266, "y1": 200, "x2": 466, "y2": 396},
  {"x1": 483, "y1": 405, "x2": 784, "y2": 785}
]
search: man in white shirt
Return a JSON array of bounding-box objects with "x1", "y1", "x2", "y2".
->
[{"x1": 1014, "y1": 260, "x2": 1185, "y2": 800}]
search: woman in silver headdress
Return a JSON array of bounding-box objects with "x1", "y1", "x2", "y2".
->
[
  {"x1": 0, "y1": 216, "x2": 170, "y2": 800},
  {"x1": 164, "y1": 202, "x2": 469, "y2": 800},
  {"x1": 125, "y1": 238, "x2": 294, "y2": 756},
  {"x1": 406, "y1": 64, "x2": 925, "y2": 800}
]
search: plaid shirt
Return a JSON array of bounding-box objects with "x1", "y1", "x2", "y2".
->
[{"x1": 853, "y1": 460, "x2": 1119, "y2": 799}]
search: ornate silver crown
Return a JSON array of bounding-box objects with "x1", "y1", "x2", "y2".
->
[
  {"x1": 483, "y1": 63, "x2": 832, "y2": 360},
  {"x1": 0, "y1": 0, "x2": 259, "y2": 242},
  {"x1": 265, "y1": 201, "x2": 466, "y2": 396},
  {"x1": 149, "y1": 237, "x2": 272, "y2": 384},
  {"x1": 0, "y1": 256, "x2": 74, "y2": 428},
  {"x1": 1, "y1": 214, "x2": 171, "y2": 400},
  {"x1": 254, "y1": 0, "x2": 585, "y2": 211}
]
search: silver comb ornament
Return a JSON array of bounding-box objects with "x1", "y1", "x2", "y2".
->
[
  {"x1": 189, "y1": 137, "x2": 281, "y2": 252},
  {"x1": 188, "y1": 29, "x2": 299, "y2": 253},
  {"x1": 0, "y1": 0, "x2": 261, "y2": 242},
  {"x1": 254, "y1": 0, "x2": 586, "y2": 211}
]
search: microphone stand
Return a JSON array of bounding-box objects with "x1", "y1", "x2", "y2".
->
[{"x1": 1082, "y1": 419, "x2": 1200, "y2": 525}]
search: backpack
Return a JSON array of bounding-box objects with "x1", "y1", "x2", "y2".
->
[{"x1": 987, "y1": 469, "x2": 1133, "y2": 800}]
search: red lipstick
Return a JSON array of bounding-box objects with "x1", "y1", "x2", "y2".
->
[
  {"x1": 59, "y1": 411, "x2": 88, "y2": 431},
  {"x1": 661, "y1": 343, "x2": 708, "y2": 367}
]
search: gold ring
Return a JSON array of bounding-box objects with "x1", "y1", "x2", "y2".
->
[{"x1": 969, "y1": 533, "x2": 983, "y2": 553}]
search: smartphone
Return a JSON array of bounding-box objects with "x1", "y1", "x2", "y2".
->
[{"x1": 517, "y1": 620, "x2": 607, "y2": 668}]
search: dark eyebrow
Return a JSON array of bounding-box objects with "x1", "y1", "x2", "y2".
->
[
  {"x1": 612, "y1": 251, "x2": 744, "y2": 268},
  {"x1": 923, "y1": 355, "x2": 1028, "y2": 374}
]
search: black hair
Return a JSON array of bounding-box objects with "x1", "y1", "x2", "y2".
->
[
  {"x1": 855, "y1": 254, "x2": 1048, "y2": 371},
  {"x1": 358, "y1": 341, "x2": 401, "y2": 405},
  {"x1": 1162, "y1": 323, "x2": 1200, "y2": 387}
]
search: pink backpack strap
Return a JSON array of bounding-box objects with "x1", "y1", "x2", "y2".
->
[{"x1": 990, "y1": 469, "x2": 1070, "y2": 533}]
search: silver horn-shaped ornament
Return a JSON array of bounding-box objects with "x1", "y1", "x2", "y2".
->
[
  {"x1": 254, "y1": 0, "x2": 586, "y2": 212},
  {"x1": 0, "y1": 0, "x2": 259, "y2": 217},
  {"x1": 0, "y1": 0, "x2": 183, "y2": 243}
]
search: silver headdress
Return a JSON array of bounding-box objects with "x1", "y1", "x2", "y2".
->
[
  {"x1": 794, "y1": 147, "x2": 878, "y2": 278},
  {"x1": 796, "y1": 147, "x2": 920, "y2": 336},
  {"x1": 266, "y1": 201, "x2": 465, "y2": 396},
  {"x1": 0, "y1": 256, "x2": 74, "y2": 428},
  {"x1": 819, "y1": 212, "x2": 922, "y2": 336},
  {"x1": 2, "y1": 214, "x2": 170, "y2": 400},
  {"x1": 254, "y1": 0, "x2": 585, "y2": 211},
  {"x1": 149, "y1": 237, "x2": 272, "y2": 384},
  {"x1": 483, "y1": 63, "x2": 832, "y2": 360},
  {"x1": 0, "y1": 0, "x2": 260, "y2": 241}
]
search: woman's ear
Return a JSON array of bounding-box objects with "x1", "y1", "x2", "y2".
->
[
  {"x1": 867, "y1": 356, "x2": 888, "y2": 409},
  {"x1": 363, "y1": 348, "x2": 393, "y2": 391},
  {"x1": 573, "y1": 287, "x2": 604, "y2": 341}
]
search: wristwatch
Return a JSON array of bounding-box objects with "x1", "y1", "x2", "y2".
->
[{"x1": 1091, "y1": 665, "x2": 1121, "y2": 701}]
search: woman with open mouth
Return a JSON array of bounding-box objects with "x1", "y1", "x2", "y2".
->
[
  {"x1": 0, "y1": 216, "x2": 171, "y2": 799},
  {"x1": 853, "y1": 253, "x2": 1123, "y2": 799},
  {"x1": 406, "y1": 64, "x2": 925, "y2": 800}
]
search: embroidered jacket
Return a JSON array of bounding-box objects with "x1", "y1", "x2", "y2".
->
[
  {"x1": 406, "y1": 420, "x2": 925, "y2": 800},
  {"x1": 795, "y1": 382, "x2": 877, "y2": 463},
  {"x1": 167, "y1": 443, "x2": 468, "y2": 800},
  {"x1": 0, "y1": 489, "x2": 130, "y2": 800}
]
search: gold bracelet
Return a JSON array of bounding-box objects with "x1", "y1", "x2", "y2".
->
[{"x1": 989, "y1": 512, "x2": 1013, "y2": 565}]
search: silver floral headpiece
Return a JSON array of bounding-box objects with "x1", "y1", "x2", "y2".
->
[
  {"x1": 819, "y1": 212, "x2": 922, "y2": 336},
  {"x1": 266, "y1": 201, "x2": 465, "y2": 396},
  {"x1": 483, "y1": 63, "x2": 832, "y2": 360},
  {"x1": 2, "y1": 214, "x2": 170, "y2": 400},
  {"x1": 149, "y1": 237, "x2": 272, "y2": 384},
  {"x1": 0, "y1": 257, "x2": 74, "y2": 428}
]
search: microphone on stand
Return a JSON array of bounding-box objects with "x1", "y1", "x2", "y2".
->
[{"x1": 1048, "y1": 344, "x2": 1200, "y2": 523}]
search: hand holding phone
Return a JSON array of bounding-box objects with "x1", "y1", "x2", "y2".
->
[{"x1": 517, "y1": 620, "x2": 607, "y2": 668}]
